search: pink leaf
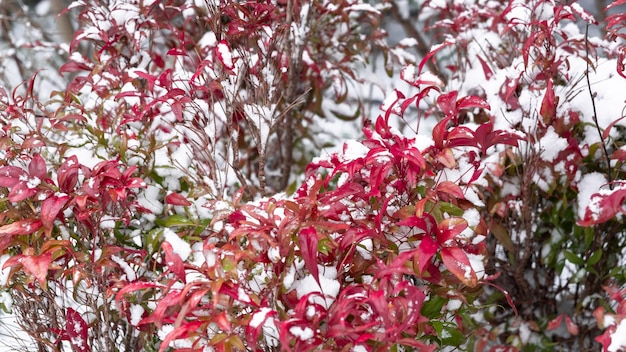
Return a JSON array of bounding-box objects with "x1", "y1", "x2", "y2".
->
[
  {"x1": 547, "y1": 314, "x2": 563, "y2": 330},
  {"x1": 437, "y1": 91, "x2": 459, "y2": 118},
  {"x1": 20, "y1": 253, "x2": 53, "y2": 288},
  {"x1": 0, "y1": 166, "x2": 25, "y2": 188},
  {"x1": 28, "y1": 154, "x2": 47, "y2": 180},
  {"x1": 0, "y1": 219, "x2": 43, "y2": 236},
  {"x1": 565, "y1": 315, "x2": 579, "y2": 336},
  {"x1": 8, "y1": 182, "x2": 39, "y2": 202},
  {"x1": 41, "y1": 195, "x2": 69, "y2": 229}
]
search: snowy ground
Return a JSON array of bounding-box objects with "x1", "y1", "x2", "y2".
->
[{"x1": 0, "y1": 314, "x2": 36, "y2": 352}]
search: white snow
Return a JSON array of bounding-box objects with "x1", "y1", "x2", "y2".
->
[
  {"x1": 289, "y1": 326, "x2": 314, "y2": 341},
  {"x1": 342, "y1": 140, "x2": 370, "y2": 161},
  {"x1": 249, "y1": 308, "x2": 279, "y2": 347},
  {"x1": 163, "y1": 228, "x2": 192, "y2": 260},
  {"x1": 217, "y1": 42, "x2": 233, "y2": 68},
  {"x1": 292, "y1": 265, "x2": 340, "y2": 308},
  {"x1": 129, "y1": 304, "x2": 144, "y2": 326},
  {"x1": 0, "y1": 255, "x2": 11, "y2": 286},
  {"x1": 537, "y1": 126, "x2": 568, "y2": 162},
  {"x1": 576, "y1": 172, "x2": 607, "y2": 220},
  {"x1": 110, "y1": 255, "x2": 137, "y2": 281},
  {"x1": 609, "y1": 319, "x2": 626, "y2": 352}
]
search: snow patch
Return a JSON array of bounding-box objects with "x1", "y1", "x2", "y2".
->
[{"x1": 163, "y1": 228, "x2": 192, "y2": 260}]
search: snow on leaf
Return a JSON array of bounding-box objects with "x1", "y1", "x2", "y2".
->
[
  {"x1": 0, "y1": 219, "x2": 43, "y2": 236},
  {"x1": 162, "y1": 241, "x2": 186, "y2": 283},
  {"x1": 437, "y1": 218, "x2": 468, "y2": 245},
  {"x1": 0, "y1": 166, "x2": 25, "y2": 188},
  {"x1": 66, "y1": 308, "x2": 89, "y2": 352},
  {"x1": 216, "y1": 40, "x2": 234, "y2": 69},
  {"x1": 441, "y1": 247, "x2": 477, "y2": 287}
]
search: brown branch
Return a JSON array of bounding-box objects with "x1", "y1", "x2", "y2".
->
[{"x1": 388, "y1": 0, "x2": 443, "y2": 80}]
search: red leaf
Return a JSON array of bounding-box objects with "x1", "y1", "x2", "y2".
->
[
  {"x1": 607, "y1": 0, "x2": 626, "y2": 10},
  {"x1": 0, "y1": 219, "x2": 43, "y2": 236},
  {"x1": 436, "y1": 181, "x2": 465, "y2": 200},
  {"x1": 165, "y1": 192, "x2": 192, "y2": 206},
  {"x1": 0, "y1": 166, "x2": 25, "y2": 187},
  {"x1": 162, "y1": 241, "x2": 186, "y2": 283},
  {"x1": 437, "y1": 218, "x2": 468, "y2": 244},
  {"x1": 298, "y1": 226, "x2": 320, "y2": 285},
  {"x1": 456, "y1": 95, "x2": 491, "y2": 111},
  {"x1": 418, "y1": 39, "x2": 454, "y2": 75},
  {"x1": 432, "y1": 117, "x2": 450, "y2": 149},
  {"x1": 41, "y1": 195, "x2": 69, "y2": 229},
  {"x1": 66, "y1": 308, "x2": 89, "y2": 352},
  {"x1": 437, "y1": 91, "x2": 458, "y2": 118},
  {"x1": 167, "y1": 47, "x2": 187, "y2": 56},
  {"x1": 246, "y1": 308, "x2": 277, "y2": 347},
  {"x1": 441, "y1": 247, "x2": 477, "y2": 287},
  {"x1": 115, "y1": 281, "x2": 163, "y2": 302},
  {"x1": 28, "y1": 154, "x2": 47, "y2": 179},
  {"x1": 417, "y1": 236, "x2": 437, "y2": 274},
  {"x1": 171, "y1": 100, "x2": 183, "y2": 122},
  {"x1": 216, "y1": 40, "x2": 234, "y2": 69},
  {"x1": 57, "y1": 156, "x2": 80, "y2": 193},
  {"x1": 603, "y1": 115, "x2": 626, "y2": 141},
  {"x1": 125, "y1": 177, "x2": 147, "y2": 188},
  {"x1": 476, "y1": 55, "x2": 493, "y2": 80},
  {"x1": 540, "y1": 79, "x2": 558, "y2": 124},
  {"x1": 134, "y1": 71, "x2": 157, "y2": 91}
]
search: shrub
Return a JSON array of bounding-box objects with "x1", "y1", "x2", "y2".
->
[{"x1": 1, "y1": 0, "x2": 626, "y2": 351}]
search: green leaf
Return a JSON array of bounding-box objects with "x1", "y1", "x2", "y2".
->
[
  {"x1": 421, "y1": 295, "x2": 446, "y2": 319},
  {"x1": 222, "y1": 256, "x2": 236, "y2": 272},
  {"x1": 441, "y1": 326, "x2": 465, "y2": 346},
  {"x1": 430, "y1": 321, "x2": 465, "y2": 347},
  {"x1": 491, "y1": 222, "x2": 515, "y2": 253},
  {"x1": 439, "y1": 202, "x2": 464, "y2": 217},
  {"x1": 588, "y1": 249, "x2": 602, "y2": 266},
  {"x1": 163, "y1": 214, "x2": 196, "y2": 227},
  {"x1": 564, "y1": 250, "x2": 584, "y2": 265},
  {"x1": 144, "y1": 228, "x2": 163, "y2": 255},
  {"x1": 318, "y1": 238, "x2": 332, "y2": 256}
]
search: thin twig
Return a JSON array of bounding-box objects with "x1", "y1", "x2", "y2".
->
[
  {"x1": 388, "y1": 0, "x2": 444, "y2": 81},
  {"x1": 585, "y1": 24, "x2": 613, "y2": 189}
]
